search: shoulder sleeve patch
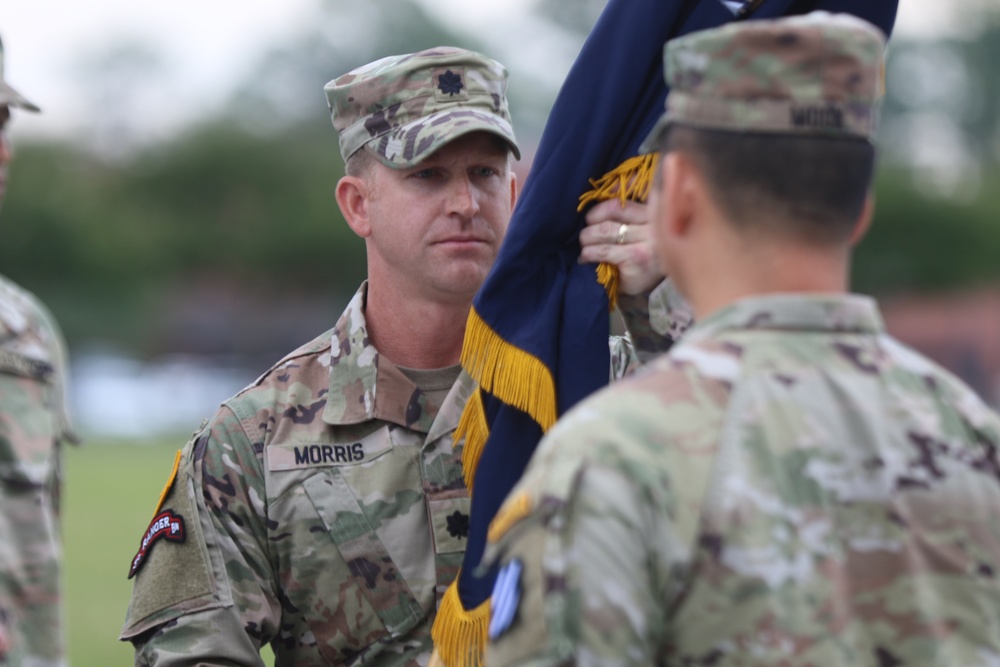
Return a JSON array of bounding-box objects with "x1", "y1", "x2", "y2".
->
[{"x1": 121, "y1": 445, "x2": 222, "y2": 639}]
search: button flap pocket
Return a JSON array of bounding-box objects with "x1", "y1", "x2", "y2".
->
[{"x1": 302, "y1": 470, "x2": 423, "y2": 637}]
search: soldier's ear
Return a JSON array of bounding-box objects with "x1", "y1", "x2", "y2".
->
[
  {"x1": 662, "y1": 152, "x2": 697, "y2": 239},
  {"x1": 849, "y1": 192, "x2": 875, "y2": 246},
  {"x1": 336, "y1": 175, "x2": 373, "y2": 238}
]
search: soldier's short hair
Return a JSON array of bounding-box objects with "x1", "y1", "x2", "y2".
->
[
  {"x1": 657, "y1": 126, "x2": 875, "y2": 243},
  {"x1": 345, "y1": 146, "x2": 376, "y2": 180}
]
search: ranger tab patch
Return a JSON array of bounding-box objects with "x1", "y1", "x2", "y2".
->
[{"x1": 128, "y1": 510, "x2": 186, "y2": 579}]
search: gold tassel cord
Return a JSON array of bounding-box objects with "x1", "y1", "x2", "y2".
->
[
  {"x1": 577, "y1": 152, "x2": 659, "y2": 311},
  {"x1": 577, "y1": 153, "x2": 658, "y2": 211},
  {"x1": 596, "y1": 262, "x2": 620, "y2": 310},
  {"x1": 431, "y1": 581, "x2": 492, "y2": 667},
  {"x1": 453, "y1": 388, "x2": 489, "y2": 492}
]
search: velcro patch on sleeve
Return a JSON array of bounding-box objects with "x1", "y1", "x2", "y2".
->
[
  {"x1": 129, "y1": 510, "x2": 186, "y2": 579},
  {"x1": 121, "y1": 442, "x2": 221, "y2": 640}
]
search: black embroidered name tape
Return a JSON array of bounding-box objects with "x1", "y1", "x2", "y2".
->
[
  {"x1": 790, "y1": 104, "x2": 845, "y2": 130},
  {"x1": 128, "y1": 509, "x2": 186, "y2": 579}
]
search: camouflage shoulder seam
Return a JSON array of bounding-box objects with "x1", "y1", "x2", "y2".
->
[
  {"x1": 211, "y1": 401, "x2": 266, "y2": 457},
  {"x1": 228, "y1": 327, "x2": 336, "y2": 401}
]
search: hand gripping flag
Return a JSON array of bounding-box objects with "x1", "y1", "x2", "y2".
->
[{"x1": 431, "y1": 2, "x2": 898, "y2": 665}]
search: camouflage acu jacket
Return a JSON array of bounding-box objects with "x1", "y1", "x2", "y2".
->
[
  {"x1": 0, "y1": 272, "x2": 75, "y2": 665},
  {"x1": 0, "y1": 273, "x2": 74, "y2": 485},
  {"x1": 122, "y1": 280, "x2": 687, "y2": 667},
  {"x1": 486, "y1": 293, "x2": 1000, "y2": 667}
]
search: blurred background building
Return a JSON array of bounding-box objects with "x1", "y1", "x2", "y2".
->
[{"x1": 1, "y1": 0, "x2": 998, "y2": 438}]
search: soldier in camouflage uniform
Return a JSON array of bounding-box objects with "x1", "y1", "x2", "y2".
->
[
  {"x1": 120, "y1": 47, "x2": 687, "y2": 666},
  {"x1": 486, "y1": 13, "x2": 1000, "y2": 667},
  {"x1": 0, "y1": 35, "x2": 77, "y2": 667}
]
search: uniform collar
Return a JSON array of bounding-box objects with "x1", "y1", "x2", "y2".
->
[
  {"x1": 685, "y1": 293, "x2": 884, "y2": 342},
  {"x1": 321, "y1": 282, "x2": 464, "y2": 436}
]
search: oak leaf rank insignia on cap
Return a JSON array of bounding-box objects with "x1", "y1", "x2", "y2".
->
[{"x1": 437, "y1": 70, "x2": 464, "y2": 96}]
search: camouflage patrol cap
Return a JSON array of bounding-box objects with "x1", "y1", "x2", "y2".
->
[
  {"x1": 641, "y1": 12, "x2": 886, "y2": 152},
  {"x1": 0, "y1": 36, "x2": 39, "y2": 113},
  {"x1": 325, "y1": 46, "x2": 520, "y2": 168}
]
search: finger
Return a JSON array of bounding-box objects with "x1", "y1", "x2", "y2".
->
[
  {"x1": 583, "y1": 199, "x2": 649, "y2": 227},
  {"x1": 578, "y1": 239, "x2": 650, "y2": 266},
  {"x1": 579, "y1": 241, "x2": 663, "y2": 295},
  {"x1": 579, "y1": 240, "x2": 625, "y2": 265},
  {"x1": 579, "y1": 219, "x2": 650, "y2": 248}
]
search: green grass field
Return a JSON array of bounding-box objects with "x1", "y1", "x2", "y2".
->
[
  {"x1": 63, "y1": 437, "x2": 181, "y2": 665},
  {"x1": 62, "y1": 437, "x2": 278, "y2": 665}
]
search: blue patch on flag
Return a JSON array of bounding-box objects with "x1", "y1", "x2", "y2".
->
[{"x1": 488, "y1": 559, "x2": 523, "y2": 640}]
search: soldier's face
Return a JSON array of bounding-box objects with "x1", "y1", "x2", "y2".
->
[{"x1": 364, "y1": 132, "x2": 516, "y2": 304}]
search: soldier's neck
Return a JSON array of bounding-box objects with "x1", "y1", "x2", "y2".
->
[
  {"x1": 363, "y1": 281, "x2": 469, "y2": 370},
  {"x1": 684, "y1": 237, "x2": 852, "y2": 321}
]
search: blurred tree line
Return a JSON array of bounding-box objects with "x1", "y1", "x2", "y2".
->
[{"x1": 1, "y1": 0, "x2": 998, "y2": 360}]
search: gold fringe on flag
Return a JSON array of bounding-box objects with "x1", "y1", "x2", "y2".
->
[
  {"x1": 431, "y1": 580, "x2": 492, "y2": 667},
  {"x1": 454, "y1": 388, "x2": 489, "y2": 492},
  {"x1": 577, "y1": 152, "x2": 659, "y2": 310},
  {"x1": 460, "y1": 305, "x2": 558, "y2": 434}
]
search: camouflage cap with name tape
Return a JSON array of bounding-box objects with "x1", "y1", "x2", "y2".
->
[
  {"x1": 0, "y1": 35, "x2": 39, "y2": 112},
  {"x1": 641, "y1": 11, "x2": 886, "y2": 152},
  {"x1": 325, "y1": 46, "x2": 521, "y2": 169}
]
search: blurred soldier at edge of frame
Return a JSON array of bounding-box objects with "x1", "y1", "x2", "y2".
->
[
  {"x1": 486, "y1": 12, "x2": 1000, "y2": 666},
  {"x1": 0, "y1": 33, "x2": 78, "y2": 667}
]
